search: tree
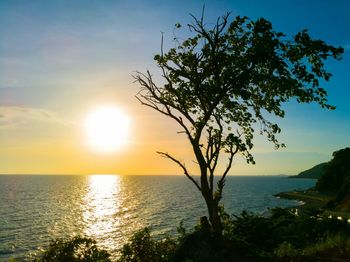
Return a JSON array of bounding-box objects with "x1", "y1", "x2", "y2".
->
[{"x1": 134, "y1": 12, "x2": 343, "y2": 235}]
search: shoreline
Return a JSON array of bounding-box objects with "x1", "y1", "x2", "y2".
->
[
  {"x1": 275, "y1": 190, "x2": 350, "y2": 219},
  {"x1": 275, "y1": 190, "x2": 330, "y2": 209}
]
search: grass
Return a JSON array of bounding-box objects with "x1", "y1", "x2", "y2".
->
[{"x1": 275, "y1": 233, "x2": 350, "y2": 261}]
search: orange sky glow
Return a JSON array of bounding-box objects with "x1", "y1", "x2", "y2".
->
[{"x1": 1, "y1": 1, "x2": 349, "y2": 176}]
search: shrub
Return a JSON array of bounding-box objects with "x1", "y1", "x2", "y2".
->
[
  {"x1": 275, "y1": 233, "x2": 350, "y2": 261},
  {"x1": 118, "y1": 228, "x2": 176, "y2": 262},
  {"x1": 224, "y1": 208, "x2": 350, "y2": 259},
  {"x1": 32, "y1": 236, "x2": 111, "y2": 262}
]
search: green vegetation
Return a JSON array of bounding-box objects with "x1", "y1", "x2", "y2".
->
[
  {"x1": 118, "y1": 228, "x2": 176, "y2": 262},
  {"x1": 316, "y1": 148, "x2": 350, "y2": 197},
  {"x1": 274, "y1": 233, "x2": 350, "y2": 261},
  {"x1": 273, "y1": 147, "x2": 350, "y2": 234},
  {"x1": 30, "y1": 237, "x2": 111, "y2": 262},
  {"x1": 316, "y1": 148, "x2": 350, "y2": 212},
  {"x1": 280, "y1": 147, "x2": 350, "y2": 213},
  {"x1": 135, "y1": 10, "x2": 343, "y2": 235},
  {"x1": 27, "y1": 208, "x2": 350, "y2": 261},
  {"x1": 290, "y1": 162, "x2": 327, "y2": 179},
  {"x1": 223, "y1": 208, "x2": 350, "y2": 260}
]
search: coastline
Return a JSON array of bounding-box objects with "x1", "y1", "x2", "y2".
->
[
  {"x1": 275, "y1": 190, "x2": 330, "y2": 209},
  {"x1": 275, "y1": 189, "x2": 350, "y2": 219}
]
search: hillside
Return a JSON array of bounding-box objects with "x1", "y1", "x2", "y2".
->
[
  {"x1": 282, "y1": 147, "x2": 350, "y2": 212},
  {"x1": 290, "y1": 162, "x2": 328, "y2": 179},
  {"x1": 316, "y1": 147, "x2": 350, "y2": 195}
]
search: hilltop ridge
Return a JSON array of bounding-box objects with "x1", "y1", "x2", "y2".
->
[{"x1": 290, "y1": 162, "x2": 328, "y2": 179}]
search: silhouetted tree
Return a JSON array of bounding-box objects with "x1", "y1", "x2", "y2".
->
[{"x1": 134, "y1": 12, "x2": 343, "y2": 235}]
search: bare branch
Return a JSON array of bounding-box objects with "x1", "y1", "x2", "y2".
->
[
  {"x1": 157, "y1": 151, "x2": 201, "y2": 191},
  {"x1": 216, "y1": 143, "x2": 239, "y2": 200},
  {"x1": 134, "y1": 72, "x2": 195, "y2": 142}
]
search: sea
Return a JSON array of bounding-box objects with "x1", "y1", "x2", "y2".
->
[{"x1": 0, "y1": 175, "x2": 315, "y2": 260}]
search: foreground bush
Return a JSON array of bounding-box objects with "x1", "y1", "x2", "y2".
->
[
  {"x1": 27, "y1": 208, "x2": 350, "y2": 261},
  {"x1": 223, "y1": 208, "x2": 350, "y2": 259},
  {"x1": 118, "y1": 222, "x2": 255, "y2": 262},
  {"x1": 118, "y1": 228, "x2": 176, "y2": 262},
  {"x1": 275, "y1": 233, "x2": 350, "y2": 261},
  {"x1": 32, "y1": 236, "x2": 111, "y2": 262}
]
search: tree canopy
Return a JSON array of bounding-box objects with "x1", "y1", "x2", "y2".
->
[{"x1": 134, "y1": 12, "x2": 343, "y2": 234}]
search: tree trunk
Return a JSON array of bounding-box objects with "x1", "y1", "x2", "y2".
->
[
  {"x1": 202, "y1": 188, "x2": 223, "y2": 235},
  {"x1": 210, "y1": 202, "x2": 223, "y2": 235},
  {"x1": 192, "y1": 140, "x2": 223, "y2": 235}
]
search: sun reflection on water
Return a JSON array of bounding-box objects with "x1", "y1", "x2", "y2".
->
[{"x1": 83, "y1": 175, "x2": 120, "y2": 249}]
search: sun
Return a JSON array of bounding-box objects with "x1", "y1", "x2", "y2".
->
[{"x1": 84, "y1": 106, "x2": 130, "y2": 152}]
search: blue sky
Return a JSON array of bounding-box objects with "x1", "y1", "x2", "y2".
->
[{"x1": 0, "y1": 0, "x2": 349, "y2": 175}]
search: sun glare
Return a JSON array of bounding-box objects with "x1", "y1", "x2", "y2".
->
[
  {"x1": 83, "y1": 175, "x2": 120, "y2": 243},
  {"x1": 84, "y1": 106, "x2": 130, "y2": 152}
]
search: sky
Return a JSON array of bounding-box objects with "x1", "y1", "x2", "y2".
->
[{"x1": 1, "y1": 0, "x2": 349, "y2": 175}]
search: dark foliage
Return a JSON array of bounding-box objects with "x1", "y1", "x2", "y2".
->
[
  {"x1": 117, "y1": 209, "x2": 350, "y2": 261},
  {"x1": 224, "y1": 208, "x2": 349, "y2": 259},
  {"x1": 316, "y1": 148, "x2": 350, "y2": 200},
  {"x1": 118, "y1": 228, "x2": 176, "y2": 262},
  {"x1": 28, "y1": 209, "x2": 350, "y2": 262},
  {"x1": 172, "y1": 230, "x2": 256, "y2": 262},
  {"x1": 172, "y1": 217, "x2": 256, "y2": 262},
  {"x1": 33, "y1": 236, "x2": 111, "y2": 262}
]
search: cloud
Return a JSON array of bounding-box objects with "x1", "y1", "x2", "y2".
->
[{"x1": 0, "y1": 106, "x2": 71, "y2": 129}]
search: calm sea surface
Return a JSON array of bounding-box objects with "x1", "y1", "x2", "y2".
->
[{"x1": 0, "y1": 175, "x2": 315, "y2": 260}]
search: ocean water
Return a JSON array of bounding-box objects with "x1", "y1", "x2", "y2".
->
[{"x1": 0, "y1": 175, "x2": 315, "y2": 260}]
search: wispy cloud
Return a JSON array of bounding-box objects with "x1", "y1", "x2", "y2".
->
[{"x1": 0, "y1": 106, "x2": 71, "y2": 129}]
